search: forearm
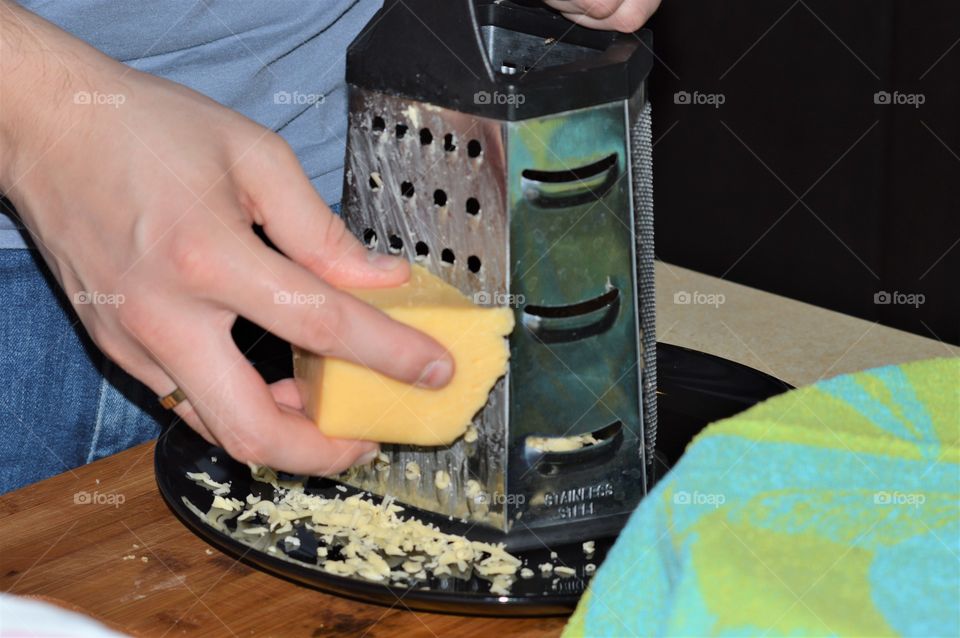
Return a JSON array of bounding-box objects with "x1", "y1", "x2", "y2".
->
[{"x1": 0, "y1": 1, "x2": 123, "y2": 195}]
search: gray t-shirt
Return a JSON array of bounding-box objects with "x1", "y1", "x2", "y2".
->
[{"x1": 0, "y1": 0, "x2": 381, "y2": 248}]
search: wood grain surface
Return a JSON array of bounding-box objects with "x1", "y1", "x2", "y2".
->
[{"x1": 0, "y1": 441, "x2": 568, "y2": 637}]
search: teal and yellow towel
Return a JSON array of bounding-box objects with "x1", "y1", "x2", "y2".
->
[{"x1": 565, "y1": 357, "x2": 959, "y2": 637}]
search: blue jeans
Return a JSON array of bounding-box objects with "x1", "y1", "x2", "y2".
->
[{"x1": 0, "y1": 249, "x2": 165, "y2": 494}]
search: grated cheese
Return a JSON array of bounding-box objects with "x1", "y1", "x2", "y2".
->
[
  {"x1": 186, "y1": 471, "x2": 231, "y2": 496},
  {"x1": 404, "y1": 462, "x2": 421, "y2": 481},
  {"x1": 211, "y1": 495, "x2": 243, "y2": 511},
  {"x1": 526, "y1": 433, "x2": 598, "y2": 453},
  {"x1": 183, "y1": 463, "x2": 522, "y2": 594},
  {"x1": 434, "y1": 470, "x2": 451, "y2": 490}
]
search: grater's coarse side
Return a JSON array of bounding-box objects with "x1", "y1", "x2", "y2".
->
[{"x1": 332, "y1": 0, "x2": 656, "y2": 550}]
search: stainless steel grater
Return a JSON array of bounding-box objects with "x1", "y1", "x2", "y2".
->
[{"x1": 333, "y1": 0, "x2": 656, "y2": 550}]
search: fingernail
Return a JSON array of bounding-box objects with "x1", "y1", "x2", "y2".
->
[
  {"x1": 355, "y1": 446, "x2": 380, "y2": 466},
  {"x1": 417, "y1": 357, "x2": 454, "y2": 389},
  {"x1": 368, "y1": 252, "x2": 402, "y2": 271}
]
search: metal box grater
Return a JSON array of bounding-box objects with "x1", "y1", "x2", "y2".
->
[{"x1": 333, "y1": 0, "x2": 656, "y2": 550}]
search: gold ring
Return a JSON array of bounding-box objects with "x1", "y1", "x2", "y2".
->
[{"x1": 158, "y1": 387, "x2": 187, "y2": 410}]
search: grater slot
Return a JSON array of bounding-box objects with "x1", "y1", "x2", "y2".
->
[
  {"x1": 521, "y1": 153, "x2": 619, "y2": 208},
  {"x1": 528, "y1": 421, "x2": 624, "y2": 473},
  {"x1": 521, "y1": 286, "x2": 620, "y2": 343}
]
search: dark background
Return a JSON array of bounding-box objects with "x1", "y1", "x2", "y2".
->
[{"x1": 644, "y1": 0, "x2": 958, "y2": 345}]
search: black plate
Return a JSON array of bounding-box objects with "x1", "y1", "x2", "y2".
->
[{"x1": 155, "y1": 343, "x2": 789, "y2": 616}]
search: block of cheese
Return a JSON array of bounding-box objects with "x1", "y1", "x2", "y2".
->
[{"x1": 293, "y1": 265, "x2": 514, "y2": 446}]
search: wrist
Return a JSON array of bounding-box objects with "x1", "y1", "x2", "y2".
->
[{"x1": 0, "y1": 1, "x2": 123, "y2": 197}]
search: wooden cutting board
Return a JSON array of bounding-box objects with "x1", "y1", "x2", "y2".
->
[{"x1": 0, "y1": 441, "x2": 567, "y2": 637}]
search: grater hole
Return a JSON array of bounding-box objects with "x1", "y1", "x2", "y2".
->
[
  {"x1": 415, "y1": 241, "x2": 430, "y2": 259},
  {"x1": 538, "y1": 463, "x2": 560, "y2": 476},
  {"x1": 465, "y1": 197, "x2": 481, "y2": 216},
  {"x1": 443, "y1": 133, "x2": 456, "y2": 152},
  {"x1": 362, "y1": 229, "x2": 377, "y2": 248},
  {"x1": 433, "y1": 189, "x2": 448, "y2": 207},
  {"x1": 371, "y1": 116, "x2": 385, "y2": 133},
  {"x1": 368, "y1": 173, "x2": 383, "y2": 191},
  {"x1": 467, "y1": 255, "x2": 482, "y2": 274},
  {"x1": 419, "y1": 128, "x2": 433, "y2": 145},
  {"x1": 441, "y1": 248, "x2": 455, "y2": 265},
  {"x1": 400, "y1": 181, "x2": 415, "y2": 198},
  {"x1": 467, "y1": 139, "x2": 482, "y2": 158},
  {"x1": 395, "y1": 124, "x2": 408, "y2": 139},
  {"x1": 388, "y1": 234, "x2": 403, "y2": 253}
]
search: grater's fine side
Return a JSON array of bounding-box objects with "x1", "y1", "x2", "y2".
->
[{"x1": 338, "y1": 91, "x2": 512, "y2": 531}]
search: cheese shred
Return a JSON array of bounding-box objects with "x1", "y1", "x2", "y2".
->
[{"x1": 183, "y1": 462, "x2": 521, "y2": 595}]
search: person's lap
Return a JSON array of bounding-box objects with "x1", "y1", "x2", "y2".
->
[{"x1": 0, "y1": 248, "x2": 164, "y2": 494}]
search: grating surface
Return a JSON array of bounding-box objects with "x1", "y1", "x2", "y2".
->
[
  {"x1": 338, "y1": 88, "x2": 510, "y2": 529},
  {"x1": 631, "y1": 101, "x2": 658, "y2": 466}
]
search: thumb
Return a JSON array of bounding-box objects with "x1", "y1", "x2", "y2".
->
[{"x1": 246, "y1": 137, "x2": 410, "y2": 288}]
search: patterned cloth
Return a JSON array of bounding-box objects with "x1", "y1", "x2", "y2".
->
[{"x1": 565, "y1": 357, "x2": 960, "y2": 637}]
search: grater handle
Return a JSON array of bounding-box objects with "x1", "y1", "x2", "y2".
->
[{"x1": 346, "y1": 0, "x2": 653, "y2": 120}]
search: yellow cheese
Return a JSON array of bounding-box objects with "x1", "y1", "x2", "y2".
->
[{"x1": 294, "y1": 265, "x2": 514, "y2": 446}]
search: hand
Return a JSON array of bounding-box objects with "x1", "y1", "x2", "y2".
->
[
  {"x1": 545, "y1": 0, "x2": 660, "y2": 32},
  {"x1": 0, "y1": 2, "x2": 454, "y2": 475}
]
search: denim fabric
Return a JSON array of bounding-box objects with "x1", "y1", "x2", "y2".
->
[{"x1": 0, "y1": 249, "x2": 166, "y2": 494}]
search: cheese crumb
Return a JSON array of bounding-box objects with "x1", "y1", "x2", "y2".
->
[
  {"x1": 186, "y1": 471, "x2": 231, "y2": 496},
  {"x1": 434, "y1": 470, "x2": 451, "y2": 490},
  {"x1": 585, "y1": 563, "x2": 596, "y2": 574},
  {"x1": 140, "y1": 556, "x2": 149, "y2": 563},
  {"x1": 211, "y1": 495, "x2": 243, "y2": 511},
  {"x1": 464, "y1": 480, "x2": 482, "y2": 500},
  {"x1": 555, "y1": 566, "x2": 576, "y2": 577},
  {"x1": 404, "y1": 462, "x2": 421, "y2": 481},
  {"x1": 582, "y1": 541, "x2": 595, "y2": 557},
  {"x1": 520, "y1": 568, "x2": 535, "y2": 579},
  {"x1": 490, "y1": 577, "x2": 512, "y2": 595},
  {"x1": 539, "y1": 562, "x2": 553, "y2": 574},
  {"x1": 463, "y1": 425, "x2": 478, "y2": 443},
  {"x1": 527, "y1": 433, "x2": 598, "y2": 453}
]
